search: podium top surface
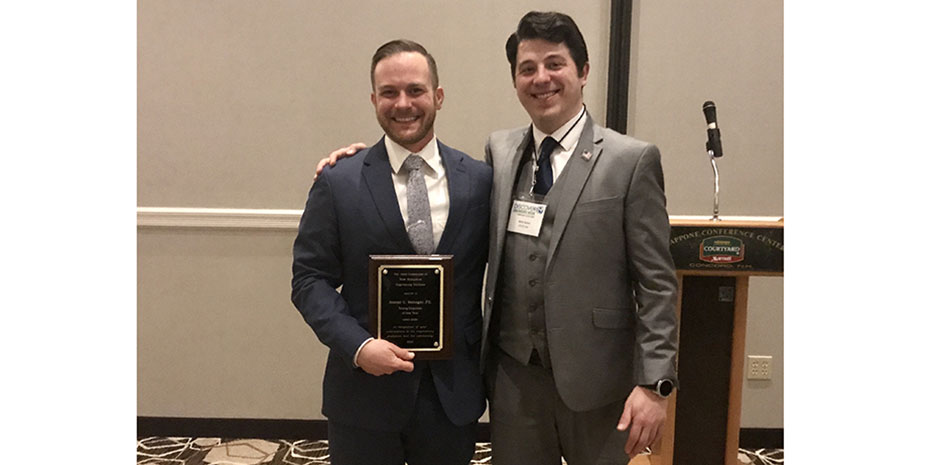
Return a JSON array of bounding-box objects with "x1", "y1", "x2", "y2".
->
[{"x1": 670, "y1": 216, "x2": 783, "y2": 229}]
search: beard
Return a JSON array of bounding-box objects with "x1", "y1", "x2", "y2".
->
[{"x1": 377, "y1": 110, "x2": 436, "y2": 150}]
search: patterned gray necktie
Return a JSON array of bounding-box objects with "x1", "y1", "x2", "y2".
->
[{"x1": 403, "y1": 154, "x2": 434, "y2": 254}]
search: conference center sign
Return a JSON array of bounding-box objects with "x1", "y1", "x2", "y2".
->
[{"x1": 669, "y1": 225, "x2": 784, "y2": 273}]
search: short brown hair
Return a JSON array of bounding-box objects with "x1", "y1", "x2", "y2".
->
[{"x1": 371, "y1": 39, "x2": 440, "y2": 89}]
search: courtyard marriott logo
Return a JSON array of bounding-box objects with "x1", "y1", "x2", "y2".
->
[{"x1": 700, "y1": 236, "x2": 745, "y2": 264}]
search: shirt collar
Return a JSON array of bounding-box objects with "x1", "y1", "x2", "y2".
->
[
  {"x1": 532, "y1": 105, "x2": 587, "y2": 153},
  {"x1": 386, "y1": 135, "x2": 444, "y2": 177}
]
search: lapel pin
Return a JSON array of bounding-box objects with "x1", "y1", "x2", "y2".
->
[{"x1": 581, "y1": 150, "x2": 592, "y2": 161}]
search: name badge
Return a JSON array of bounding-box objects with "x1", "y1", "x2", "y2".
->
[{"x1": 507, "y1": 199, "x2": 546, "y2": 237}]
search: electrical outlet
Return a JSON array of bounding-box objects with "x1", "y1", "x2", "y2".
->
[{"x1": 747, "y1": 355, "x2": 772, "y2": 380}]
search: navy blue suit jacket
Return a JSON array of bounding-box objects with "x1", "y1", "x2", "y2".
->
[{"x1": 291, "y1": 137, "x2": 491, "y2": 431}]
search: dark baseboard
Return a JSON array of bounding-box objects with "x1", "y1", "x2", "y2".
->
[
  {"x1": 138, "y1": 417, "x2": 491, "y2": 442},
  {"x1": 138, "y1": 417, "x2": 780, "y2": 449},
  {"x1": 137, "y1": 417, "x2": 328, "y2": 440},
  {"x1": 738, "y1": 428, "x2": 784, "y2": 449}
]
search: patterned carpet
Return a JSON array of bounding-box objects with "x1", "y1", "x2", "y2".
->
[{"x1": 136, "y1": 437, "x2": 782, "y2": 464}]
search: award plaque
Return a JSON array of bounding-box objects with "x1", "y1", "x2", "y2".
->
[{"x1": 368, "y1": 255, "x2": 454, "y2": 360}]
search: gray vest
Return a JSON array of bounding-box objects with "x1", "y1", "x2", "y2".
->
[{"x1": 494, "y1": 146, "x2": 572, "y2": 368}]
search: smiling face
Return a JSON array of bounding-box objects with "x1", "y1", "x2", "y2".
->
[
  {"x1": 512, "y1": 38, "x2": 589, "y2": 134},
  {"x1": 371, "y1": 51, "x2": 443, "y2": 153}
]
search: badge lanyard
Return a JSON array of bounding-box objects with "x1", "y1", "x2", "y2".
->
[
  {"x1": 511, "y1": 106, "x2": 585, "y2": 237},
  {"x1": 526, "y1": 106, "x2": 586, "y2": 198}
]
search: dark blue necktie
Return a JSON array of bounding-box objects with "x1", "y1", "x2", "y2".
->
[{"x1": 534, "y1": 137, "x2": 558, "y2": 196}]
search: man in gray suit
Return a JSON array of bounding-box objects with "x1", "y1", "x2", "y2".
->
[
  {"x1": 481, "y1": 11, "x2": 678, "y2": 465},
  {"x1": 316, "y1": 11, "x2": 678, "y2": 465}
]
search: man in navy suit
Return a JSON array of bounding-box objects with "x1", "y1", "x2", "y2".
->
[{"x1": 291, "y1": 40, "x2": 492, "y2": 465}]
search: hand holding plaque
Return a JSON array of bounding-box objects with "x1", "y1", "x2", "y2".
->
[
  {"x1": 357, "y1": 338, "x2": 415, "y2": 376},
  {"x1": 368, "y1": 255, "x2": 454, "y2": 360}
]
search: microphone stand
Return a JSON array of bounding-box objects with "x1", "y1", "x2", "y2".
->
[
  {"x1": 708, "y1": 147, "x2": 720, "y2": 221},
  {"x1": 702, "y1": 101, "x2": 723, "y2": 221}
]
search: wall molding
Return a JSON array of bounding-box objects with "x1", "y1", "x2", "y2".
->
[
  {"x1": 138, "y1": 208, "x2": 783, "y2": 231},
  {"x1": 137, "y1": 207, "x2": 302, "y2": 230},
  {"x1": 137, "y1": 417, "x2": 781, "y2": 448},
  {"x1": 137, "y1": 417, "x2": 327, "y2": 440},
  {"x1": 738, "y1": 427, "x2": 784, "y2": 449},
  {"x1": 137, "y1": 417, "x2": 490, "y2": 442}
]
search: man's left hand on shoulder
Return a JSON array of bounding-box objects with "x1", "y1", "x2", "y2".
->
[
  {"x1": 617, "y1": 384, "x2": 669, "y2": 458},
  {"x1": 314, "y1": 142, "x2": 367, "y2": 180}
]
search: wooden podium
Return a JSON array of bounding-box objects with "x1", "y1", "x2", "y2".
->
[{"x1": 648, "y1": 216, "x2": 783, "y2": 465}]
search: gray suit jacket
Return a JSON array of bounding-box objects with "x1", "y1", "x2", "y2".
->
[{"x1": 482, "y1": 113, "x2": 678, "y2": 412}]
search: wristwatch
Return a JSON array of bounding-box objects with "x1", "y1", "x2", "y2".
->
[{"x1": 642, "y1": 379, "x2": 675, "y2": 398}]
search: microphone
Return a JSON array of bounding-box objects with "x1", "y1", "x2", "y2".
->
[{"x1": 702, "y1": 101, "x2": 723, "y2": 158}]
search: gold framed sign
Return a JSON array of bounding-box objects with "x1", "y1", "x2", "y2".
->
[{"x1": 368, "y1": 255, "x2": 454, "y2": 360}]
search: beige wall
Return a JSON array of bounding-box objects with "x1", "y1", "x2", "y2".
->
[
  {"x1": 137, "y1": 0, "x2": 609, "y2": 208},
  {"x1": 138, "y1": 228, "x2": 323, "y2": 418},
  {"x1": 138, "y1": 0, "x2": 783, "y2": 427}
]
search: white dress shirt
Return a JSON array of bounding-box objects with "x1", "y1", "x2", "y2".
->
[
  {"x1": 531, "y1": 105, "x2": 588, "y2": 182},
  {"x1": 384, "y1": 135, "x2": 450, "y2": 249}
]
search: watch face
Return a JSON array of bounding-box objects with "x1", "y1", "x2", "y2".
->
[{"x1": 658, "y1": 380, "x2": 674, "y2": 397}]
